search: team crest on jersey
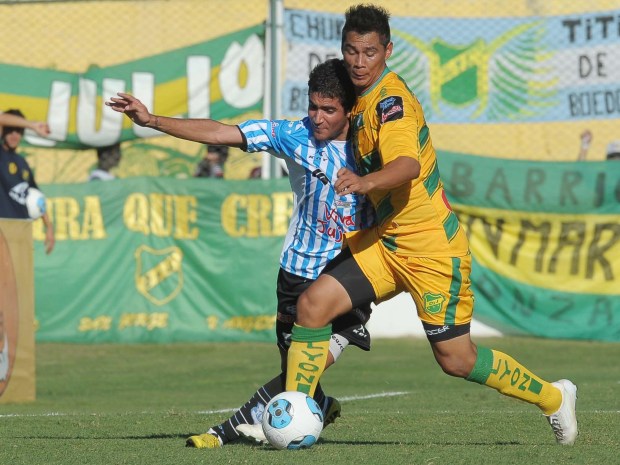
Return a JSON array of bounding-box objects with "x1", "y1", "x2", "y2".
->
[
  {"x1": 135, "y1": 245, "x2": 184, "y2": 305},
  {"x1": 422, "y1": 292, "x2": 445, "y2": 315},
  {"x1": 377, "y1": 96, "x2": 404, "y2": 124}
]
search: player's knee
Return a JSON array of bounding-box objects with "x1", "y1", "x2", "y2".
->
[
  {"x1": 296, "y1": 291, "x2": 312, "y2": 317},
  {"x1": 296, "y1": 291, "x2": 329, "y2": 327},
  {"x1": 435, "y1": 352, "x2": 476, "y2": 378}
]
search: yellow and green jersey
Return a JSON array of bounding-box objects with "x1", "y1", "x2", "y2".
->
[{"x1": 350, "y1": 67, "x2": 469, "y2": 257}]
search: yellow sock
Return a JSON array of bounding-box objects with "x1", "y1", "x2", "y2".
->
[
  {"x1": 285, "y1": 324, "x2": 331, "y2": 397},
  {"x1": 466, "y1": 347, "x2": 562, "y2": 415}
]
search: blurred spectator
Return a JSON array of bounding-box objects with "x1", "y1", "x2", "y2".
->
[
  {"x1": 0, "y1": 110, "x2": 49, "y2": 137},
  {"x1": 89, "y1": 143, "x2": 121, "y2": 181},
  {"x1": 194, "y1": 145, "x2": 228, "y2": 178},
  {"x1": 606, "y1": 140, "x2": 620, "y2": 161},
  {"x1": 0, "y1": 109, "x2": 55, "y2": 254},
  {"x1": 248, "y1": 166, "x2": 262, "y2": 179},
  {"x1": 577, "y1": 131, "x2": 620, "y2": 161},
  {"x1": 577, "y1": 129, "x2": 592, "y2": 161}
]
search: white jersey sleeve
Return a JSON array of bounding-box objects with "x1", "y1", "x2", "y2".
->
[{"x1": 238, "y1": 118, "x2": 374, "y2": 279}]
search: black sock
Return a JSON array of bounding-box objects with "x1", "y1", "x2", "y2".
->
[
  {"x1": 210, "y1": 374, "x2": 328, "y2": 444},
  {"x1": 210, "y1": 373, "x2": 285, "y2": 444},
  {"x1": 313, "y1": 383, "x2": 327, "y2": 412}
]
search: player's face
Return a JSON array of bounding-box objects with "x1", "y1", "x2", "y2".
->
[
  {"x1": 1, "y1": 128, "x2": 23, "y2": 151},
  {"x1": 342, "y1": 31, "x2": 393, "y2": 94},
  {"x1": 307, "y1": 93, "x2": 350, "y2": 142}
]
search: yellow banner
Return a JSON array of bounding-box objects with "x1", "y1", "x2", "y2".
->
[{"x1": 459, "y1": 204, "x2": 620, "y2": 295}]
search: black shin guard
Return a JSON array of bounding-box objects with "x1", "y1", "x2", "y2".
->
[{"x1": 211, "y1": 373, "x2": 286, "y2": 444}]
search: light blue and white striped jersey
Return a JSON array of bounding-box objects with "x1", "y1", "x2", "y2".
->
[{"x1": 239, "y1": 117, "x2": 373, "y2": 280}]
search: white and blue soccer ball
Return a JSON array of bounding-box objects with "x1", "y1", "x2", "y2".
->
[
  {"x1": 261, "y1": 391, "x2": 324, "y2": 450},
  {"x1": 25, "y1": 187, "x2": 47, "y2": 219}
]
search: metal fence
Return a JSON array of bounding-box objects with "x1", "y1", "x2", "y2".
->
[{"x1": 1, "y1": 0, "x2": 619, "y2": 183}]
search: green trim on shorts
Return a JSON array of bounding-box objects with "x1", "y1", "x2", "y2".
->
[
  {"x1": 291, "y1": 324, "x2": 332, "y2": 342},
  {"x1": 466, "y1": 346, "x2": 493, "y2": 384},
  {"x1": 445, "y1": 257, "x2": 461, "y2": 325}
]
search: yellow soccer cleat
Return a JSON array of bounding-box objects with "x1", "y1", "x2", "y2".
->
[{"x1": 186, "y1": 433, "x2": 222, "y2": 448}]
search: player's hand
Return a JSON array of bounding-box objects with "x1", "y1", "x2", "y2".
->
[
  {"x1": 31, "y1": 122, "x2": 50, "y2": 137},
  {"x1": 105, "y1": 92, "x2": 153, "y2": 127},
  {"x1": 335, "y1": 168, "x2": 371, "y2": 196},
  {"x1": 580, "y1": 129, "x2": 592, "y2": 145},
  {"x1": 44, "y1": 224, "x2": 55, "y2": 254}
]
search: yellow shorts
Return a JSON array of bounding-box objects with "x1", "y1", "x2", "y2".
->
[{"x1": 346, "y1": 229, "x2": 474, "y2": 326}]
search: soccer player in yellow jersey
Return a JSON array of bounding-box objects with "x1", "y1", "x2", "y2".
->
[{"x1": 285, "y1": 4, "x2": 578, "y2": 446}]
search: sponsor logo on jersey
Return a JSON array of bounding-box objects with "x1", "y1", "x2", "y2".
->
[
  {"x1": 423, "y1": 291, "x2": 445, "y2": 315},
  {"x1": 317, "y1": 206, "x2": 354, "y2": 242},
  {"x1": 312, "y1": 168, "x2": 329, "y2": 185},
  {"x1": 377, "y1": 96, "x2": 404, "y2": 124}
]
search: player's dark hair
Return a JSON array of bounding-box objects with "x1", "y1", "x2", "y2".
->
[
  {"x1": 307, "y1": 58, "x2": 356, "y2": 113},
  {"x1": 2, "y1": 108, "x2": 26, "y2": 137},
  {"x1": 341, "y1": 4, "x2": 391, "y2": 48}
]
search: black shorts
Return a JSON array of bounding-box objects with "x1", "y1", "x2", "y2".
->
[
  {"x1": 321, "y1": 247, "x2": 377, "y2": 308},
  {"x1": 275, "y1": 267, "x2": 372, "y2": 352}
]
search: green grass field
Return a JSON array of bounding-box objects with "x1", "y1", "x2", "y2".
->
[{"x1": 0, "y1": 337, "x2": 618, "y2": 465}]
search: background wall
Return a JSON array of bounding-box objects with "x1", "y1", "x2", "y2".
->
[
  {"x1": 2, "y1": 0, "x2": 619, "y2": 184},
  {"x1": 1, "y1": 0, "x2": 619, "y2": 342}
]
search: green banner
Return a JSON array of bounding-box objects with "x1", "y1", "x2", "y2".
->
[
  {"x1": 438, "y1": 151, "x2": 620, "y2": 341},
  {"x1": 34, "y1": 177, "x2": 292, "y2": 343},
  {"x1": 1, "y1": 25, "x2": 265, "y2": 150},
  {"x1": 32, "y1": 155, "x2": 620, "y2": 342}
]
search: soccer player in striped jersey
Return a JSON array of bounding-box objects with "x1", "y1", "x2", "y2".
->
[
  {"x1": 284, "y1": 4, "x2": 578, "y2": 446},
  {"x1": 106, "y1": 59, "x2": 374, "y2": 448}
]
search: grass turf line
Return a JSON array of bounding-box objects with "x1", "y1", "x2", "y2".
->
[{"x1": 0, "y1": 337, "x2": 618, "y2": 465}]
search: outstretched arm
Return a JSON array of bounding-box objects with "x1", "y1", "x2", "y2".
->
[
  {"x1": 0, "y1": 113, "x2": 49, "y2": 137},
  {"x1": 105, "y1": 92, "x2": 244, "y2": 147}
]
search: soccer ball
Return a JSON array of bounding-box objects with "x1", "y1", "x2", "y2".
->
[
  {"x1": 261, "y1": 391, "x2": 324, "y2": 450},
  {"x1": 25, "y1": 187, "x2": 47, "y2": 219}
]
